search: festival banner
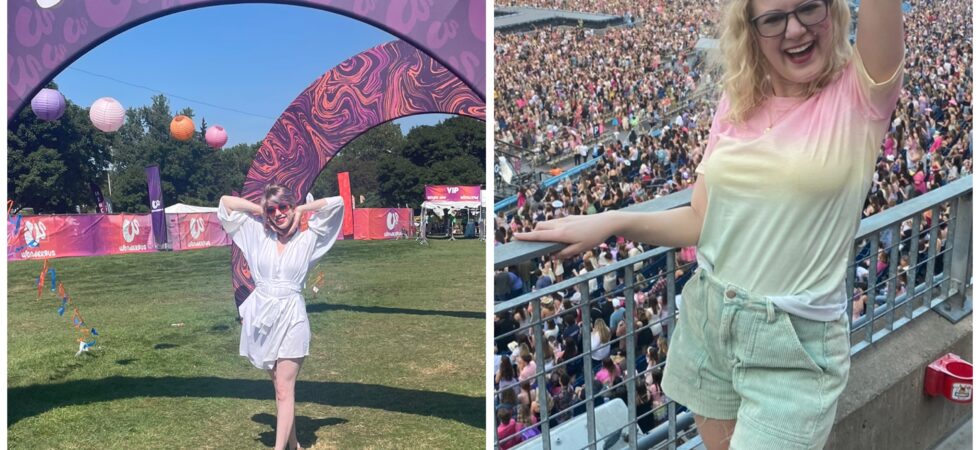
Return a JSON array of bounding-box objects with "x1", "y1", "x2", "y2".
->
[
  {"x1": 7, "y1": 215, "x2": 102, "y2": 261},
  {"x1": 337, "y1": 172, "x2": 355, "y2": 237},
  {"x1": 424, "y1": 185, "x2": 482, "y2": 202},
  {"x1": 169, "y1": 213, "x2": 233, "y2": 251},
  {"x1": 96, "y1": 214, "x2": 157, "y2": 255},
  {"x1": 145, "y1": 165, "x2": 168, "y2": 249},
  {"x1": 352, "y1": 208, "x2": 412, "y2": 240}
]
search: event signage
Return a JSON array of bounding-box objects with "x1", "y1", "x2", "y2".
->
[
  {"x1": 145, "y1": 165, "x2": 168, "y2": 248},
  {"x1": 103, "y1": 214, "x2": 156, "y2": 254},
  {"x1": 169, "y1": 213, "x2": 233, "y2": 251},
  {"x1": 7, "y1": 214, "x2": 155, "y2": 261},
  {"x1": 352, "y1": 208, "x2": 412, "y2": 240},
  {"x1": 337, "y1": 172, "x2": 355, "y2": 237},
  {"x1": 424, "y1": 185, "x2": 481, "y2": 202}
]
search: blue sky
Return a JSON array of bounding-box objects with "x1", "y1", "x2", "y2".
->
[{"x1": 52, "y1": 3, "x2": 451, "y2": 147}]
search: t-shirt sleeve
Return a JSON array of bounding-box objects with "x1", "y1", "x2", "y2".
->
[
  {"x1": 307, "y1": 196, "x2": 346, "y2": 262},
  {"x1": 218, "y1": 199, "x2": 261, "y2": 254},
  {"x1": 847, "y1": 47, "x2": 904, "y2": 121},
  {"x1": 696, "y1": 93, "x2": 730, "y2": 175}
]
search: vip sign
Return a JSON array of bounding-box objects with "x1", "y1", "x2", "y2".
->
[{"x1": 447, "y1": 187, "x2": 460, "y2": 194}]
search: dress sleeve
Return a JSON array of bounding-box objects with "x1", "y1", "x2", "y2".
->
[
  {"x1": 218, "y1": 199, "x2": 262, "y2": 254},
  {"x1": 695, "y1": 93, "x2": 730, "y2": 176},
  {"x1": 848, "y1": 47, "x2": 905, "y2": 121},
  {"x1": 307, "y1": 196, "x2": 346, "y2": 261}
]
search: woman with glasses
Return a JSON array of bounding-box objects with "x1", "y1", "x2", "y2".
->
[
  {"x1": 516, "y1": 0, "x2": 904, "y2": 447},
  {"x1": 219, "y1": 184, "x2": 344, "y2": 450}
]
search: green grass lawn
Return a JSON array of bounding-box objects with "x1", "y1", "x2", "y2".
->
[{"x1": 8, "y1": 240, "x2": 486, "y2": 449}]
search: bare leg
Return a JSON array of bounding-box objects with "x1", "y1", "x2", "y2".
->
[
  {"x1": 694, "y1": 414, "x2": 737, "y2": 450},
  {"x1": 272, "y1": 358, "x2": 304, "y2": 450},
  {"x1": 290, "y1": 421, "x2": 300, "y2": 450}
]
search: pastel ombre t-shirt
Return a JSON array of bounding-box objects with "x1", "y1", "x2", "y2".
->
[{"x1": 695, "y1": 49, "x2": 903, "y2": 321}]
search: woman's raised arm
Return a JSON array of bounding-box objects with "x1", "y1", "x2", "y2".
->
[
  {"x1": 855, "y1": 0, "x2": 905, "y2": 82},
  {"x1": 220, "y1": 195, "x2": 262, "y2": 216}
]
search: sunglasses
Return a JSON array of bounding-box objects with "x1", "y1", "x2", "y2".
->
[
  {"x1": 750, "y1": 0, "x2": 831, "y2": 38},
  {"x1": 265, "y1": 204, "x2": 294, "y2": 215}
]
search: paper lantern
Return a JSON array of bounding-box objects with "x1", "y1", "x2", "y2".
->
[
  {"x1": 170, "y1": 115, "x2": 195, "y2": 141},
  {"x1": 31, "y1": 88, "x2": 66, "y2": 121},
  {"x1": 205, "y1": 125, "x2": 228, "y2": 149},
  {"x1": 89, "y1": 97, "x2": 125, "y2": 132},
  {"x1": 37, "y1": 0, "x2": 62, "y2": 8}
]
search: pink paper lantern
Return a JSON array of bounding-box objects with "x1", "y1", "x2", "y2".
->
[
  {"x1": 205, "y1": 125, "x2": 228, "y2": 149},
  {"x1": 31, "y1": 88, "x2": 66, "y2": 121},
  {"x1": 89, "y1": 97, "x2": 125, "y2": 132}
]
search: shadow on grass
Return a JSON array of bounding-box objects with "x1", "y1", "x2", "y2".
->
[
  {"x1": 251, "y1": 413, "x2": 347, "y2": 447},
  {"x1": 306, "y1": 302, "x2": 483, "y2": 320},
  {"x1": 9, "y1": 376, "x2": 484, "y2": 429}
]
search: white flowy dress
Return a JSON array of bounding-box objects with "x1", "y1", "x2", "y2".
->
[{"x1": 218, "y1": 197, "x2": 345, "y2": 370}]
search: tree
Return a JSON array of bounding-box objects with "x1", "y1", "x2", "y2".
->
[
  {"x1": 7, "y1": 93, "x2": 113, "y2": 213},
  {"x1": 108, "y1": 95, "x2": 232, "y2": 211},
  {"x1": 309, "y1": 121, "x2": 404, "y2": 206},
  {"x1": 311, "y1": 116, "x2": 486, "y2": 208}
]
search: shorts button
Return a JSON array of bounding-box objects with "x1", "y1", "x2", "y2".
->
[{"x1": 725, "y1": 289, "x2": 736, "y2": 299}]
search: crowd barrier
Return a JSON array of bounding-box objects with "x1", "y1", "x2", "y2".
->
[{"x1": 8, "y1": 207, "x2": 417, "y2": 261}]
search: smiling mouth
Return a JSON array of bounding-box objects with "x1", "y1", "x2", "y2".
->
[{"x1": 785, "y1": 41, "x2": 814, "y2": 55}]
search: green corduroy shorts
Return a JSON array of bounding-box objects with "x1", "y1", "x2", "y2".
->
[{"x1": 662, "y1": 268, "x2": 851, "y2": 449}]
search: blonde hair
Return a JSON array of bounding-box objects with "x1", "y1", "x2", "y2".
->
[
  {"x1": 594, "y1": 318, "x2": 611, "y2": 344},
  {"x1": 717, "y1": 0, "x2": 853, "y2": 123}
]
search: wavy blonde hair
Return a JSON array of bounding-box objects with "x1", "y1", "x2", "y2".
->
[{"x1": 717, "y1": 0, "x2": 853, "y2": 123}]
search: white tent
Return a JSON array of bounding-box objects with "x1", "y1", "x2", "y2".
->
[{"x1": 165, "y1": 203, "x2": 219, "y2": 214}]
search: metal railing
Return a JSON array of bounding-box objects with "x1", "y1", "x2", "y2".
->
[{"x1": 492, "y1": 175, "x2": 972, "y2": 450}]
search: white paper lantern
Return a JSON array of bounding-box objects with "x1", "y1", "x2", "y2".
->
[{"x1": 89, "y1": 97, "x2": 125, "y2": 132}]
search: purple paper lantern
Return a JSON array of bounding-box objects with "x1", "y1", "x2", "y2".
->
[
  {"x1": 89, "y1": 97, "x2": 125, "y2": 132},
  {"x1": 205, "y1": 125, "x2": 228, "y2": 149},
  {"x1": 30, "y1": 88, "x2": 66, "y2": 121}
]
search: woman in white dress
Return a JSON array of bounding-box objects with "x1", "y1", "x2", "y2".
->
[{"x1": 219, "y1": 184, "x2": 344, "y2": 450}]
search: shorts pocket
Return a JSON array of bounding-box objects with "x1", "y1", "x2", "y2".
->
[
  {"x1": 678, "y1": 275, "x2": 707, "y2": 338},
  {"x1": 780, "y1": 312, "x2": 829, "y2": 375}
]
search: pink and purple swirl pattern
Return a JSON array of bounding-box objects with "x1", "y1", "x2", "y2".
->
[
  {"x1": 7, "y1": 0, "x2": 485, "y2": 120},
  {"x1": 230, "y1": 40, "x2": 484, "y2": 307}
]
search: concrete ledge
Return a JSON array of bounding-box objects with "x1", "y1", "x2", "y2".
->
[{"x1": 827, "y1": 310, "x2": 972, "y2": 449}]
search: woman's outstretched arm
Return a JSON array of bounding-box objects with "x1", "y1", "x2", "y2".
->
[{"x1": 515, "y1": 177, "x2": 707, "y2": 259}]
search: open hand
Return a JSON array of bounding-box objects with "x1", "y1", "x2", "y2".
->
[{"x1": 513, "y1": 212, "x2": 618, "y2": 259}]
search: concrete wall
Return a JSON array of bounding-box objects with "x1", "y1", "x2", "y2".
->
[{"x1": 827, "y1": 309, "x2": 972, "y2": 450}]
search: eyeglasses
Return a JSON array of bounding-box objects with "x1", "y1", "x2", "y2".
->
[
  {"x1": 265, "y1": 204, "x2": 293, "y2": 215},
  {"x1": 750, "y1": 0, "x2": 831, "y2": 38}
]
